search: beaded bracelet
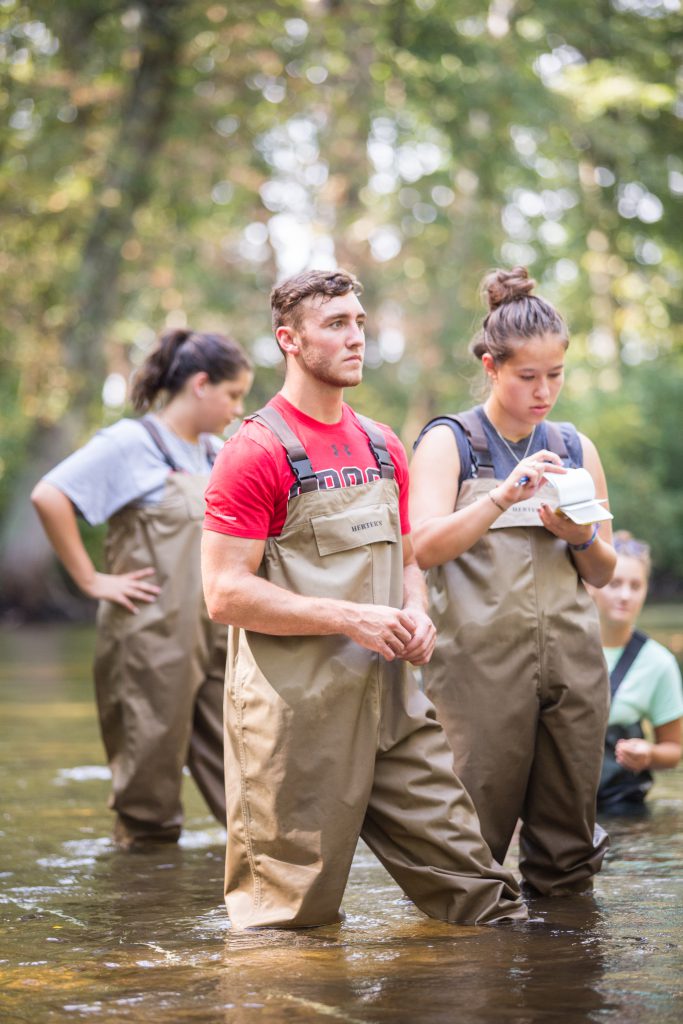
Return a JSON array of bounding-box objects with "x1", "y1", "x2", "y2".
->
[
  {"x1": 488, "y1": 491, "x2": 506, "y2": 513},
  {"x1": 569, "y1": 522, "x2": 600, "y2": 551}
]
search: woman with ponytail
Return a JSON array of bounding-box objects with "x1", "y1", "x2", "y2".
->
[
  {"x1": 410, "y1": 267, "x2": 616, "y2": 895},
  {"x1": 31, "y1": 329, "x2": 252, "y2": 848}
]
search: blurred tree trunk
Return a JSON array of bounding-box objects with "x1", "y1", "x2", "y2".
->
[{"x1": 0, "y1": 0, "x2": 182, "y2": 617}]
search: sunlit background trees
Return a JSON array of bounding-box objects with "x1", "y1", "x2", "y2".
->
[{"x1": 1, "y1": 0, "x2": 682, "y2": 614}]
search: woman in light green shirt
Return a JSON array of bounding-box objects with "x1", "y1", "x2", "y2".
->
[{"x1": 588, "y1": 532, "x2": 682, "y2": 811}]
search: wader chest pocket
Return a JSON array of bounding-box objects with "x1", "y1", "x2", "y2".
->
[{"x1": 311, "y1": 503, "x2": 396, "y2": 557}]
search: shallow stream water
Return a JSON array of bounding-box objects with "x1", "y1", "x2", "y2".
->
[{"x1": 1, "y1": 625, "x2": 681, "y2": 1023}]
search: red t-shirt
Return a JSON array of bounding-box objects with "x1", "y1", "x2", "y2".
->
[{"x1": 204, "y1": 393, "x2": 411, "y2": 539}]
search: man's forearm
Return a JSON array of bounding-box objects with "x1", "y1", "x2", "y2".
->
[
  {"x1": 402, "y1": 559, "x2": 429, "y2": 613},
  {"x1": 204, "y1": 568, "x2": 359, "y2": 636}
]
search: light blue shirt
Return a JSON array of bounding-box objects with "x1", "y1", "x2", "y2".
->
[{"x1": 605, "y1": 638, "x2": 683, "y2": 729}]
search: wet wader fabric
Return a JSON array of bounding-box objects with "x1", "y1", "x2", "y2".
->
[
  {"x1": 422, "y1": 409, "x2": 610, "y2": 895},
  {"x1": 223, "y1": 407, "x2": 526, "y2": 929},
  {"x1": 94, "y1": 421, "x2": 227, "y2": 844},
  {"x1": 598, "y1": 630, "x2": 653, "y2": 810}
]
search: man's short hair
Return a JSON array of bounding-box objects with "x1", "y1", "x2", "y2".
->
[{"x1": 270, "y1": 269, "x2": 362, "y2": 333}]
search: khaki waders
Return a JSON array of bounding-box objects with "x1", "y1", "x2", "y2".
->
[
  {"x1": 422, "y1": 411, "x2": 609, "y2": 895},
  {"x1": 94, "y1": 421, "x2": 227, "y2": 846},
  {"x1": 223, "y1": 407, "x2": 526, "y2": 929}
]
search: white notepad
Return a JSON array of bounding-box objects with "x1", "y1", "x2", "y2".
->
[{"x1": 539, "y1": 467, "x2": 613, "y2": 525}]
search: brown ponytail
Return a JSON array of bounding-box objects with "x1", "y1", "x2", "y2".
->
[
  {"x1": 130, "y1": 329, "x2": 251, "y2": 412},
  {"x1": 469, "y1": 266, "x2": 568, "y2": 364}
]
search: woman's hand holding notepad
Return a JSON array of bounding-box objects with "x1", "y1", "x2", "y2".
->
[{"x1": 538, "y1": 467, "x2": 613, "y2": 525}]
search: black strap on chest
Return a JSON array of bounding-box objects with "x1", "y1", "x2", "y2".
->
[
  {"x1": 610, "y1": 629, "x2": 648, "y2": 699},
  {"x1": 451, "y1": 409, "x2": 495, "y2": 478},
  {"x1": 543, "y1": 421, "x2": 568, "y2": 462},
  {"x1": 422, "y1": 408, "x2": 569, "y2": 479},
  {"x1": 140, "y1": 416, "x2": 180, "y2": 471},
  {"x1": 598, "y1": 628, "x2": 652, "y2": 809},
  {"x1": 250, "y1": 407, "x2": 319, "y2": 493},
  {"x1": 139, "y1": 416, "x2": 216, "y2": 471},
  {"x1": 352, "y1": 412, "x2": 395, "y2": 480},
  {"x1": 248, "y1": 405, "x2": 395, "y2": 493}
]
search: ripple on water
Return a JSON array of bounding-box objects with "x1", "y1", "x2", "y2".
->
[
  {"x1": 61, "y1": 837, "x2": 113, "y2": 858},
  {"x1": 54, "y1": 766, "x2": 111, "y2": 784},
  {"x1": 177, "y1": 827, "x2": 226, "y2": 849},
  {"x1": 36, "y1": 857, "x2": 98, "y2": 869}
]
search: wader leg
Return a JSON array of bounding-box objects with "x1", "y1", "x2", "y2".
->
[
  {"x1": 187, "y1": 632, "x2": 227, "y2": 827},
  {"x1": 94, "y1": 635, "x2": 197, "y2": 847},
  {"x1": 112, "y1": 812, "x2": 181, "y2": 849},
  {"x1": 519, "y1": 688, "x2": 609, "y2": 895},
  {"x1": 224, "y1": 635, "x2": 377, "y2": 930},
  {"x1": 426, "y1": 673, "x2": 538, "y2": 867},
  {"x1": 362, "y1": 672, "x2": 527, "y2": 925}
]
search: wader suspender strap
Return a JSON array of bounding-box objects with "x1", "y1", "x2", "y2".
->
[
  {"x1": 610, "y1": 629, "x2": 648, "y2": 700},
  {"x1": 248, "y1": 406, "x2": 396, "y2": 491},
  {"x1": 203, "y1": 440, "x2": 217, "y2": 467},
  {"x1": 450, "y1": 410, "x2": 495, "y2": 479},
  {"x1": 249, "y1": 407, "x2": 320, "y2": 493},
  {"x1": 544, "y1": 421, "x2": 569, "y2": 462},
  {"x1": 140, "y1": 417, "x2": 180, "y2": 472},
  {"x1": 140, "y1": 417, "x2": 217, "y2": 471},
  {"x1": 353, "y1": 413, "x2": 396, "y2": 480}
]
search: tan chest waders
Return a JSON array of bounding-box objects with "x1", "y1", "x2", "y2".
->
[
  {"x1": 223, "y1": 406, "x2": 527, "y2": 929},
  {"x1": 94, "y1": 420, "x2": 227, "y2": 846},
  {"x1": 422, "y1": 409, "x2": 609, "y2": 894}
]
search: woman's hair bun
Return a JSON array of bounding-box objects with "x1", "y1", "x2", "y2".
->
[{"x1": 482, "y1": 266, "x2": 535, "y2": 311}]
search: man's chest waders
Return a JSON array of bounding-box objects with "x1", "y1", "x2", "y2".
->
[
  {"x1": 422, "y1": 409, "x2": 610, "y2": 895},
  {"x1": 94, "y1": 421, "x2": 227, "y2": 845},
  {"x1": 223, "y1": 406, "x2": 526, "y2": 929}
]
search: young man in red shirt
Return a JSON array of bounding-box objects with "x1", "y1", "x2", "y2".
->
[{"x1": 202, "y1": 268, "x2": 526, "y2": 930}]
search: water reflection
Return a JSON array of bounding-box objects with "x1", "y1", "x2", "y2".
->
[{"x1": 1, "y1": 626, "x2": 682, "y2": 1023}]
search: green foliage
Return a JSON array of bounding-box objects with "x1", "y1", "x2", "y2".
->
[
  {"x1": 559, "y1": 352, "x2": 683, "y2": 580},
  {"x1": 1, "y1": 0, "x2": 682, "y2": 591}
]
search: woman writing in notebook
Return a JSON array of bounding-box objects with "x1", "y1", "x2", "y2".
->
[{"x1": 410, "y1": 266, "x2": 616, "y2": 896}]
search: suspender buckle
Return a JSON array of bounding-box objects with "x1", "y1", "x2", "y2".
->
[
  {"x1": 286, "y1": 455, "x2": 320, "y2": 493},
  {"x1": 367, "y1": 441, "x2": 395, "y2": 480}
]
